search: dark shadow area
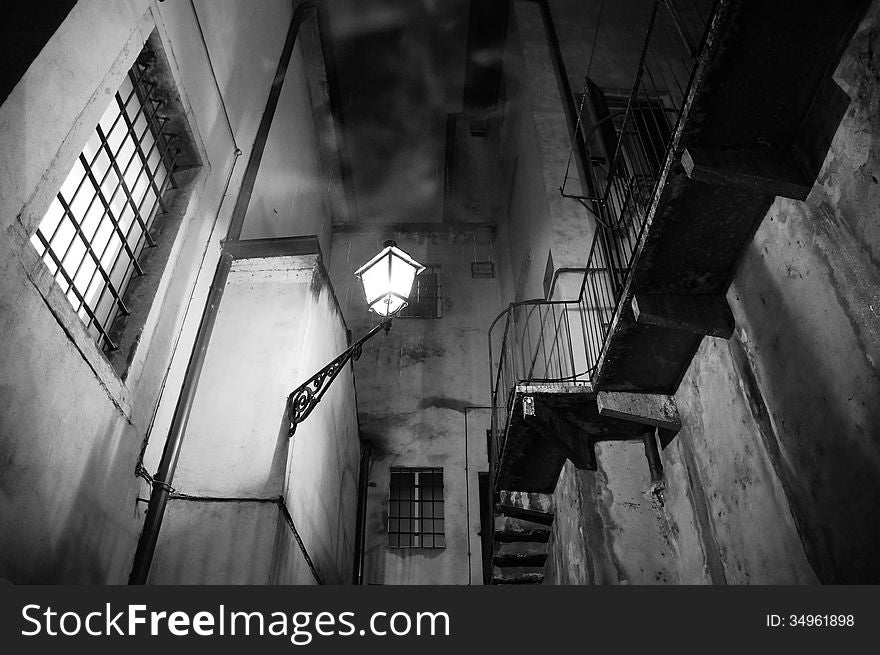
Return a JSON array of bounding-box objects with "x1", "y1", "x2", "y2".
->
[{"x1": 0, "y1": 1, "x2": 76, "y2": 107}]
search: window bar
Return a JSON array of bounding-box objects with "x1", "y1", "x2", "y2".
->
[
  {"x1": 54, "y1": 194, "x2": 130, "y2": 317},
  {"x1": 81, "y1": 106, "x2": 180, "y2": 296},
  {"x1": 95, "y1": 125, "x2": 157, "y2": 249},
  {"x1": 34, "y1": 231, "x2": 118, "y2": 351},
  {"x1": 413, "y1": 471, "x2": 421, "y2": 548},
  {"x1": 69, "y1": 126, "x2": 177, "y2": 334},
  {"x1": 128, "y1": 68, "x2": 178, "y2": 191},
  {"x1": 60, "y1": 87, "x2": 165, "y2": 293},
  {"x1": 40, "y1": 77, "x2": 144, "y2": 228},
  {"x1": 83, "y1": 143, "x2": 178, "y2": 337},
  {"x1": 117, "y1": 82, "x2": 171, "y2": 216},
  {"x1": 77, "y1": 153, "x2": 146, "y2": 275},
  {"x1": 51, "y1": 82, "x2": 151, "y2": 247}
]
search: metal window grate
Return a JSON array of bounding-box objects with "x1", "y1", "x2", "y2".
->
[
  {"x1": 388, "y1": 468, "x2": 445, "y2": 548},
  {"x1": 471, "y1": 261, "x2": 495, "y2": 279},
  {"x1": 30, "y1": 57, "x2": 178, "y2": 351},
  {"x1": 398, "y1": 266, "x2": 441, "y2": 318}
]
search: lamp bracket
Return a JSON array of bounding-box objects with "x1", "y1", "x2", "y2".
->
[{"x1": 286, "y1": 319, "x2": 391, "y2": 436}]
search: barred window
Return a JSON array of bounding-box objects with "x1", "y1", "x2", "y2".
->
[
  {"x1": 398, "y1": 265, "x2": 441, "y2": 318},
  {"x1": 388, "y1": 468, "x2": 445, "y2": 548},
  {"x1": 30, "y1": 52, "x2": 179, "y2": 353}
]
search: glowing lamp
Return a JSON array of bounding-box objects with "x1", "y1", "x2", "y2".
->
[{"x1": 354, "y1": 240, "x2": 425, "y2": 317}]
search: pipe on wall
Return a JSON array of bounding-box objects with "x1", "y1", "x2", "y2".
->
[
  {"x1": 129, "y1": 1, "x2": 319, "y2": 585},
  {"x1": 464, "y1": 406, "x2": 492, "y2": 585},
  {"x1": 352, "y1": 444, "x2": 371, "y2": 584},
  {"x1": 520, "y1": 0, "x2": 600, "y2": 206}
]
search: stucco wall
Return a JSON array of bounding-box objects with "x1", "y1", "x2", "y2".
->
[
  {"x1": 150, "y1": 255, "x2": 359, "y2": 584},
  {"x1": 240, "y1": 12, "x2": 341, "y2": 255},
  {"x1": 329, "y1": 227, "x2": 497, "y2": 584},
  {"x1": 668, "y1": 5, "x2": 880, "y2": 584},
  {"x1": 546, "y1": 442, "x2": 682, "y2": 585},
  {"x1": 0, "y1": 0, "x2": 338, "y2": 583},
  {"x1": 497, "y1": 1, "x2": 595, "y2": 303}
]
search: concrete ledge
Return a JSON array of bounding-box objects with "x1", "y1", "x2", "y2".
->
[
  {"x1": 597, "y1": 391, "x2": 681, "y2": 431},
  {"x1": 682, "y1": 146, "x2": 813, "y2": 201},
  {"x1": 632, "y1": 293, "x2": 734, "y2": 339}
]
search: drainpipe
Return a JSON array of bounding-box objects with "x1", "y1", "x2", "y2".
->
[
  {"x1": 129, "y1": 1, "x2": 318, "y2": 585},
  {"x1": 464, "y1": 406, "x2": 492, "y2": 585},
  {"x1": 521, "y1": 0, "x2": 599, "y2": 204},
  {"x1": 352, "y1": 444, "x2": 371, "y2": 584}
]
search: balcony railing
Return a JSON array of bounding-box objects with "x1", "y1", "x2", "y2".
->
[{"x1": 489, "y1": 0, "x2": 717, "y2": 487}]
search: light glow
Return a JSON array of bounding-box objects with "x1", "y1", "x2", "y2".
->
[{"x1": 354, "y1": 242, "x2": 425, "y2": 317}]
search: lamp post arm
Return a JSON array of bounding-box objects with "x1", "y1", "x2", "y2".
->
[{"x1": 287, "y1": 318, "x2": 392, "y2": 436}]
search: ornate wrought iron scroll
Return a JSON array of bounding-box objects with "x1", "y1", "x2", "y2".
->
[{"x1": 286, "y1": 319, "x2": 391, "y2": 436}]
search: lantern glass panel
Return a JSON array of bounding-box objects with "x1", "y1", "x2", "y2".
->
[
  {"x1": 355, "y1": 243, "x2": 425, "y2": 317},
  {"x1": 359, "y1": 251, "x2": 391, "y2": 305}
]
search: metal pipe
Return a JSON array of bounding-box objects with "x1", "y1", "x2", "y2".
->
[
  {"x1": 189, "y1": 0, "x2": 239, "y2": 150},
  {"x1": 128, "y1": 1, "x2": 318, "y2": 585},
  {"x1": 128, "y1": 250, "x2": 233, "y2": 584},
  {"x1": 520, "y1": 0, "x2": 600, "y2": 206},
  {"x1": 643, "y1": 431, "x2": 664, "y2": 484},
  {"x1": 463, "y1": 406, "x2": 492, "y2": 585},
  {"x1": 226, "y1": 2, "x2": 316, "y2": 242},
  {"x1": 352, "y1": 445, "x2": 371, "y2": 585}
]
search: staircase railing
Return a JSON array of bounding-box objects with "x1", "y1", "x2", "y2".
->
[{"x1": 489, "y1": 0, "x2": 717, "y2": 488}]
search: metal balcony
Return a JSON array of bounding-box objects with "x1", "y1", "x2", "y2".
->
[{"x1": 488, "y1": 0, "x2": 869, "y2": 496}]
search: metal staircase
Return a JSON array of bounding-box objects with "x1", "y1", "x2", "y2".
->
[{"x1": 486, "y1": 0, "x2": 870, "y2": 583}]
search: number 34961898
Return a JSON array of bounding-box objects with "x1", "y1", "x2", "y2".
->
[{"x1": 766, "y1": 614, "x2": 854, "y2": 627}]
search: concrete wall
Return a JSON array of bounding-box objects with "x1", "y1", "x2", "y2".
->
[
  {"x1": 541, "y1": 2, "x2": 880, "y2": 585},
  {"x1": 444, "y1": 113, "x2": 506, "y2": 225},
  {"x1": 546, "y1": 443, "x2": 682, "y2": 585},
  {"x1": 240, "y1": 12, "x2": 343, "y2": 255},
  {"x1": 329, "y1": 227, "x2": 498, "y2": 584},
  {"x1": 665, "y1": 4, "x2": 880, "y2": 584},
  {"x1": 497, "y1": 1, "x2": 595, "y2": 304},
  {"x1": 0, "y1": 0, "x2": 346, "y2": 583},
  {"x1": 150, "y1": 254, "x2": 359, "y2": 584}
]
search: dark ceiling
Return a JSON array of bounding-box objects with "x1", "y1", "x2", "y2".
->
[{"x1": 324, "y1": 0, "x2": 473, "y2": 224}]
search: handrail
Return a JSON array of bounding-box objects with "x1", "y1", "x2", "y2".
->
[{"x1": 488, "y1": 0, "x2": 717, "y2": 491}]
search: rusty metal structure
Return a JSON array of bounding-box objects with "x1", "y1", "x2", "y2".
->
[{"x1": 486, "y1": 0, "x2": 869, "y2": 583}]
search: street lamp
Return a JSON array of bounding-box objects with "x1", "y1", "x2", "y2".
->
[{"x1": 286, "y1": 240, "x2": 425, "y2": 436}]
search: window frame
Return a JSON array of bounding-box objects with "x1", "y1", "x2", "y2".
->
[
  {"x1": 15, "y1": 28, "x2": 201, "y2": 396},
  {"x1": 30, "y1": 60, "x2": 178, "y2": 354},
  {"x1": 387, "y1": 467, "x2": 445, "y2": 549},
  {"x1": 397, "y1": 265, "x2": 442, "y2": 319}
]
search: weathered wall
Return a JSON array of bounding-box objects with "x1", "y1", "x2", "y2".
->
[
  {"x1": 282, "y1": 263, "x2": 361, "y2": 585},
  {"x1": 668, "y1": 5, "x2": 880, "y2": 584},
  {"x1": 665, "y1": 338, "x2": 818, "y2": 584},
  {"x1": 546, "y1": 442, "x2": 681, "y2": 585},
  {"x1": 496, "y1": 7, "x2": 552, "y2": 302},
  {"x1": 329, "y1": 227, "x2": 497, "y2": 584},
  {"x1": 444, "y1": 113, "x2": 506, "y2": 225},
  {"x1": 150, "y1": 255, "x2": 359, "y2": 584},
  {"x1": 497, "y1": 1, "x2": 594, "y2": 303},
  {"x1": 241, "y1": 13, "x2": 342, "y2": 256},
  {"x1": 0, "y1": 0, "x2": 338, "y2": 583},
  {"x1": 542, "y1": 3, "x2": 880, "y2": 585}
]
